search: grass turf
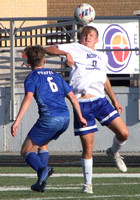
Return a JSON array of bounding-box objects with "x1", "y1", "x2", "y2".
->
[{"x1": 0, "y1": 167, "x2": 140, "y2": 199}]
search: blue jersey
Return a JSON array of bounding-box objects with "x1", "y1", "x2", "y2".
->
[{"x1": 24, "y1": 68, "x2": 72, "y2": 117}]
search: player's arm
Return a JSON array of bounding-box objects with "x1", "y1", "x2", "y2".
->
[
  {"x1": 104, "y1": 76, "x2": 123, "y2": 114},
  {"x1": 11, "y1": 92, "x2": 33, "y2": 137},
  {"x1": 66, "y1": 91, "x2": 87, "y2": 127},
  {"x1": 44, "y1": 46, "x2": 74, "y2": 67}
]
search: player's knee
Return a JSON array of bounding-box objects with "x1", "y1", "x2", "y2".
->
[
  {"x1": 85, "y1": 142, "x2": 93, "y2": 151},
  {"x1": 20, "y1": 147, "x2": 27, "y2": 158},
  {"x1": 82, "y1": 144, "x2": 93, "y2": 158},
  {"x1": 121, "y1": 128, "x2": 129, "y2": 141}
]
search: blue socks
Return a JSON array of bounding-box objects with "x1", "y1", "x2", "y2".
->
[
  {"x1": 25, "y1": 152, "x2": 44, "y2": 172},
  {"x1": 38, "y1": 150, "x2": 49, "y2": 167},
  {"x1": 25, "y1": 150, "x2": 50, "y2": 175}
]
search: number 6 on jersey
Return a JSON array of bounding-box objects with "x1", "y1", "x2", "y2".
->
[{"x1": 47, "y1": 77, "x2": 58, "y2": 92}]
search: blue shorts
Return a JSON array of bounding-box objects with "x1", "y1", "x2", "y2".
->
[
  {"x1": 74, "y1": 97, "x2": 119, "y2": 136},
  {"x1": 28, "y1": 116, "x2": 70, "y2": 146}
]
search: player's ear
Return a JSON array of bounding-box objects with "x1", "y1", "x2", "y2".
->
[{"x1": 96, "y1": 38, "x2": 99, "y2": 43}]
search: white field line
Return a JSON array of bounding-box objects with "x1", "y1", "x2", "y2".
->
[
  {"x1": 0, "y1": 173, "x2": 140, "y2": 178},
  {"x1": 50, "y1": 182, "x2": 140, "y2": 186},
  {"x1": 1, "y1": 181, "x2": 140, "y2": 192},
  {"x1": 18, "y1": 194, "x2": 140, "y2": 199},
  {"x1": 0, "y1": 183, "x2": 140, "y2": 191},
  {"x1": 0, "y1": 186, "x2": 81, "y2": 191},
  {"x1": 0, "y1": 182, "x2": 140, "y2": 191},
  {"x1": 0, "y1": 174, "x2": 140, "y2": 199}
]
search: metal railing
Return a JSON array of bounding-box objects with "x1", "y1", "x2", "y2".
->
[
  {"x1": 0, "y1": 17, "x2": 77, "y2": 47},
  {"x1": 0, "y1": 16, "x2": 140, "y2": 120}
]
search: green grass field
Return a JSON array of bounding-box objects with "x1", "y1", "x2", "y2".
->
[{"x1": 0, "y1": 166, "x2": 140, "y2": 200}]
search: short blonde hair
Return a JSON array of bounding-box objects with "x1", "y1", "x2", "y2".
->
[{"x1": 80, "y1": 26, "x2": 99, "y2": 38}]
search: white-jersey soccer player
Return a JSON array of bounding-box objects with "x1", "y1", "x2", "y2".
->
[
  {"x1": 45, "y1": 25, "x2": 129, "y2": 194},
  {"x1": 57, "y1": 42, "x2": 107, "y2": 98}
]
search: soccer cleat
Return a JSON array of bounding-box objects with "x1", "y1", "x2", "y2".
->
[
  {"x1": 31, "y1": 167, "x2": 54, "y2": 192},
  {"x1": 106, "y1": 148, "x2": 127, "y2": 172},
  {"x1": 83, "y1": 184, "x2": 93, "y2": 194},
  {"x1": 48, "y1": 166, "x2": 54, "y2": 177},
  {"x1": 37, "y1": 166, "x2": 54, "y2": 178}
]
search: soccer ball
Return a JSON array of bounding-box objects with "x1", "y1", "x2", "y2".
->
[{"x1": 74, "y1": 3, "x2": 95, "y2": 25}]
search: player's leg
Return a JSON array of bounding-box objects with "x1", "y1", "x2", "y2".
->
[
  {"x1": 21, "y1": 137, "x2": 45, "y2": 172},
  {"x1": 96, "y1": 97, "x2": 129, "y2": 172},
  {"x1": 38, "y1": 145, "x2": 54, "y2": 175},
  {"x1": 107, "y1": 116, "x2": 128, "y2": 143},
  {"x1": 74, "y1": 99, "x2": 98, "y2": 194},
  {"x1": 30, "y1": 143, "x2": 54, "y2": 192},
  {"x1": 80, "y1": 133, "x2": 94, "y2": 194},
  {"x1": 21, "y1": 137, "x2": 49, "y2": 192},
  {"x1": 80, "y1": 133, "x2": 94, "y2": 159},
  {"x1": 38, "y1": 145, "x2": 49, "y2": 167},
  {"x1": 106, "y1": 116, "x2": 129, "y2": 172}
]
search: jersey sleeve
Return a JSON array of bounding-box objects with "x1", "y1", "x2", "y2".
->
[
  {"x1": 24, "y1": 74, "x2": 35, "y2": 94},
  {"x1": 56, "y1": 43, "x2": 77, "y2": 57}
]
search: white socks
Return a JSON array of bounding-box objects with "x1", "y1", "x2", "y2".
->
[
  {"x1": 81, "y1": 158, "x2": 93, "y2": 185},
  {"x1": 80, "y1": 137, "x2": 126, "y2": 184},
  {"x1": 111, "y1": 136, "x2": 126, "y2": 154}
]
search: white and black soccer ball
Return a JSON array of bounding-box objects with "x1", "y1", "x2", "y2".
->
[{"x1": 74, "y1": 3, "x2": 95, "y2": 25}]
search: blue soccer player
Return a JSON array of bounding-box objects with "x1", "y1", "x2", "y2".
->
[{"x1": 11, "y1": 45, "x2": 87, "y2": 192}]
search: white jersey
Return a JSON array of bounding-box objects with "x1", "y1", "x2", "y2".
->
[{"x1": 57, "y1": 43, "x2": 108, "y2": 98}]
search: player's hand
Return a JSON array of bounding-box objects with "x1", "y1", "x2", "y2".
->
[
  {"x1": 66, "y1": 53, "x2": 74, "y2": 67},
  {"x1": 112, "y1": 100, "x2": 123, "y2": 114},
  {"x1": 80, "y1": 117, "x2": 87, "y2": 128},
  {"x1": 22, "y1": 51, "x2": 30, "y2": 67},
  {"x1": 11, "y1": 122, "x2": 19, "y2": 137}
]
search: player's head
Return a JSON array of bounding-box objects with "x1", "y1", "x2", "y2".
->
[
  {"x1": 79, "y1": 25, "x2": 99, "y2": 50},
  {"x1": 24, "y1": 45, "x2": 46, "y2": 70}
]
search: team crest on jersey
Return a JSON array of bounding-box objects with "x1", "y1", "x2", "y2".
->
[
  {"x1": 86, "y1": 53, "x2": 97, "y2": 59},
  {"x1": 86, "y1": 53, "x2": 101, "y2": 70}
]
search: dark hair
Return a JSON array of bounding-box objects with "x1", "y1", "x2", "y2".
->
[
  {"x1": 24, "y1": 45, "x2": 46, "y2": 68},
  {"x1": 80, "y1": 26, "x2": 99, "y2": 38}
]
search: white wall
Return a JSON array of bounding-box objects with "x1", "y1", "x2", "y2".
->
[{"x1": 0, "y1": 86, "x2": 140, "y2": 153}]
